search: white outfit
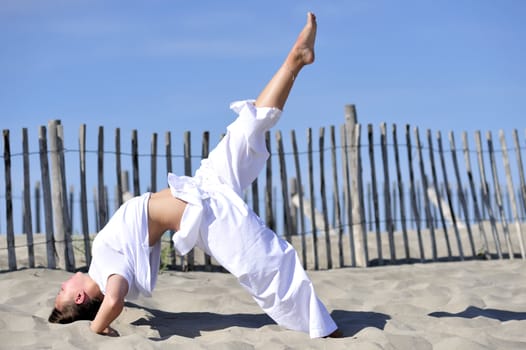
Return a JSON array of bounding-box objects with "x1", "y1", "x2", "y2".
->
[
  {"x1": 89, "y1": 100, "x2": 337, "y2": 338},
  {"x1": 89, "y1": 192, "x2": 160, "y2": 300}
]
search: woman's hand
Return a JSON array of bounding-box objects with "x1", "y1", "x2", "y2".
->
[{"x1": 98, "y1": 326, "x2": 120, "y2": 337}]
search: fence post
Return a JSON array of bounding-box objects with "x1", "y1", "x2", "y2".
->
[
  {"x1": 368, "y1": 124, "x2": 383, "y2": 265},
  {"x1": 391, "y1": 182, "x2": 397, "y2": 232},
  {"x1": 393, "y1": 124, "x2": 410, "y2": 261},
  {"x1": 49, "y1": 120, "x2": 75, "y2": 271},
  {"x1": 474, "y1": 131, "x2": 502, "y2": 258},
  {"x1": 97, "y1": 126, "x2": 107, "y2": 228},
  {"x1": 380, "y1": 123, "x2": 395, "y2": 262},
  {"x1": 201, "y1": 131, "x2": 212, "y2": 270},
  {"x1": 35, "y1": 181, "x2": 41, "y2": 234},
  {"x1": 150, "y1": 133, "x2": 158, "y2": 193},
  {"x1": 307, "y1": 128, "x2": 319, "y2": 270},
  {"x1": 340, "y1": 124, "x2": 356, "y2": 266},
  {"x1": 3, "y1": 129, "x2": 17, "y2": 271},
  {"x1": 165, "y1": 131, "x2": 177, "y2": 268},
  {"x1": 38, "y1": 126, "x2": 56, "y2": 268},
  {"x1": 345, "y1": 104, "x2": 367, "y2": 267},
  {"x1": 59, "y1": 124, "x2": 75, "y2": 270},
  {"x1": 291, "y1": 130, "x2": 308, "y2": 269},
  {"x1": 22, "y1": 128, "x2": 35, "y2": 268},
  {"x1": 437, "y1": 131, "x2": 464, "y2": 260},
  {"x1": 79, "y1": 124, "x2": 91, "y2": 266},
  {"x1": 427, "y1": 129, "x2": 452, "y2": 259},
  {"x1": 415, "y1": 127, "x2": 437, "y2": 261},
  {"x1": 183, "y1": 131, "x2": 194, "y2": 270},
  {"x1": 115, "y1": 128, "x2": 123, "y2": 208},
  {"x1": 512, "y1": 130, "x2": 526, "y2": 218},
  {"x1": 132, "y1": 129, "x2": 140, "y2": 196},
  {"x1": 330, "y1": 126, "x2": 344, "y2": 267},
  {"x1": 276, "y1": 130, "x2": 294, "y2": 245},
  {"x1": 486, "y1": 131, "x2": 514, "y2": 258},
  {"x1": 318, "y1": 127, "x2": 332, "y2": 269},
  {"x1": 265, "y1": 131, "x2": 275, "y2": 232},
  {"x1": 462, "y1": 132, "x2": 490, "y2": 258},
  {"x1": 69, "y1": 185, "x2": 74, "y2": 235},
  {"x1": 92, "y1": 187, "x2": 99, "y2": 231},
  {"x1": 448, "y1": 132, "x2": 476, "y2": 257},
  {"x1": 499, "y1": 130, "x2": 525, "y2": 259}
]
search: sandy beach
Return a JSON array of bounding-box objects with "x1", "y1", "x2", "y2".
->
[{"x1": 0, "y1": 257, "x2": 525, "y2": 349}]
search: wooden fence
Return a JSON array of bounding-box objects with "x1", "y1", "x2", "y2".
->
[{"x1": 2, "y1": 106, "x2": 526, "y2": 272}]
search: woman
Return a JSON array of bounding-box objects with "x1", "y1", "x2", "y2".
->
[{"x1": 50, "y1": 12, "x2": 341, "y2": 339}]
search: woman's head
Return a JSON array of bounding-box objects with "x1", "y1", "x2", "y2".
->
[
  {"x1": 48, "y1": 297, "x2": 102, "y2": 324},
  {"x1": 49, "y1": 272, "x2": 103, "y2": 324}
]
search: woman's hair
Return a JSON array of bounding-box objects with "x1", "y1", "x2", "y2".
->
[{"x1": 48, "y1": 296, "x2": 103, "y2": 324}]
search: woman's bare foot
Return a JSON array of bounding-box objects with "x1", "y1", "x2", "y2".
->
[
  {"x1": 254, "y1": 12, "x2": 318, "y2": 110},
  {"x1": 324, "y1": 329, "x2": 344, "y2": 338},
  {"x1": 286, "y1": 12, "x2": 317, "y2": 71}
]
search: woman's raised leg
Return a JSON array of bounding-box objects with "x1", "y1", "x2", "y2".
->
[
  {"x1": 199, "y1": 12, "x2": 318, "y2": 195},
  {"x1": 255, "y1": 12, "x2": 317, "y2": 110}
]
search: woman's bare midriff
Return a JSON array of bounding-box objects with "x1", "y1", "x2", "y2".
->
[{"x1": 147, "y1": 188, "x2": 188, "y2": 246}]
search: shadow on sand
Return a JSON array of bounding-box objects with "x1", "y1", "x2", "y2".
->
[
  {"x1": 126, "y1": 302, "x2": 390, "y2": 340},
  {"x1": 429, "y1": 306, "x2": 526, "y2": 322}
]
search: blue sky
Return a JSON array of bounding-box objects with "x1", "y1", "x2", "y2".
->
[
  {"x1": 1, "y1": 0, "x2": 525, "y2": 234},
  {"x1": 2, "y1": 0, "x2": 524, "y2": 137}
]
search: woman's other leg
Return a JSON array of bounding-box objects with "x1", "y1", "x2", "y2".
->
[
  {"x1": 255, "y1": 12, "x2": 317, "y2": 110},
  {"x1": 201, "y1": 202, "x2": 338, "y2": 338},
  {"x1": 198, "y1": 12, "x2": 318, "y2": 194}
]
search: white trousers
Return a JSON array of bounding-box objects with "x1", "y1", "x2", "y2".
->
[{"x1": 187, "y1": 101, "x2": 337, "y2": 338}]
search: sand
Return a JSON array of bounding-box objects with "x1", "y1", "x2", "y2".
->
[
  {"x1": 2, "y1": 221, "x2": 526, "y2": 349},
  {"x1": 0, "y1": 258, "x2": 525, "y2": 349}
]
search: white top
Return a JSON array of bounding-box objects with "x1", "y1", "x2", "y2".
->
[{"x1": 88, "y1": 192, "x2": 161, "y2": 300}]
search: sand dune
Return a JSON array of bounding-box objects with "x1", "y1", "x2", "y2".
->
[
  {"x1": 1, "y1": 222, "x2": 526, "y2": 348},
  {"x1": 0, "y1": 259, "x2": 525, "y2": 349}
]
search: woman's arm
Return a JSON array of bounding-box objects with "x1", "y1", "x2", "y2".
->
[{"x1": 90, "y1": 274, "x2": 128, "y2": 335}]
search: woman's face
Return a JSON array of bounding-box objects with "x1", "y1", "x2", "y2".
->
[{"x1": 54, "y1": 272, "x2": 87, "y2": 310}]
